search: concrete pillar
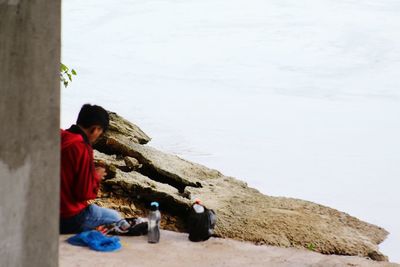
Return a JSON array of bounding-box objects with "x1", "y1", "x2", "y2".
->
[{"x1": 0, "y1": 0, "x2": 61, "y2": 266}]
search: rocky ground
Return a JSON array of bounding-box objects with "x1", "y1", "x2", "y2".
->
[{"x1": 91, "y1": 111, "x2": 391, "y2": 261}]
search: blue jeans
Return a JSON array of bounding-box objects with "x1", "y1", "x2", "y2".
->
[
  {"x1": 80, "y1": 204, "x2": 122, "y2": 231},
  {"x1": 60, "y1": 204, "x2": 122, "y2": 234}
]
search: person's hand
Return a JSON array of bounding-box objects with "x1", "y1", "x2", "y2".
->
[{"x1": 95, "y1": 166, "x2": 107, "y2": 179}]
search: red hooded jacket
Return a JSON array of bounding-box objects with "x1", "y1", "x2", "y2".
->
[{"x1": 60, "y1": 127, "x2": 100, "y2": 218}]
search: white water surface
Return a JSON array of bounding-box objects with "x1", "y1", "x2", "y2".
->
[{"x1": 62, "y1": 0, "x2": 400, "y2": 262}]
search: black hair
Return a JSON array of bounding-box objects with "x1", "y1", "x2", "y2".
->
[{"x1": 76, "y1": 104, "x2": 109, "y2": 131}]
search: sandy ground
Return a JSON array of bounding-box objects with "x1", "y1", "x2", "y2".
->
[{"x1": 59, "y1": 230, "x2": 398, "y2": 267}]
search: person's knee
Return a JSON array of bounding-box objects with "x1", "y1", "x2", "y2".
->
[
  {"x1": 86, "y1": 204, "x2": 122, "y2": 224},
  {"x1": 106, "y1": 208, "x2": 122, "y2": 221},
  {"x1": 98, "y1": 206, "x2": 122, "y2": 222}
]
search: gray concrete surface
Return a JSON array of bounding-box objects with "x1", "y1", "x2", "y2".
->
[
  {"x1": 60, "y1": 230, "x2": 399, "y2": 267},
  {"x1": 0, "y1": 1, "x2": 61, "y2": 266}
]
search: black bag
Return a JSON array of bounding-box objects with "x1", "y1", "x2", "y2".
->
[{"x1": 187, "y1": 205, "x2": 216, "y2": 242}]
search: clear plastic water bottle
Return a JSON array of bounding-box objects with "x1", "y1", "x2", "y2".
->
[{"x1": 148, "y1": 202, "x2": 161, "y2": 243}]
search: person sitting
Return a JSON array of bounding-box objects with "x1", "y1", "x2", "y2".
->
[{"x1": 59, "y1": 104, "x2": 130, "y2": 234}]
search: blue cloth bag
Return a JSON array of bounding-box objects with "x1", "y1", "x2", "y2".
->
[{"x1": 67, "y1": 230, "x2": 121, "y2": 252}]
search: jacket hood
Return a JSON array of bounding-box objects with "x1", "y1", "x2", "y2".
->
[{"x1": 61, "y1": 129, "x2": 84, "y2": 150}]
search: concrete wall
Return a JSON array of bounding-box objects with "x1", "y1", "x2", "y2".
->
[{"x1": 0, "y1": 0, "x2": 61, "y2": 266}]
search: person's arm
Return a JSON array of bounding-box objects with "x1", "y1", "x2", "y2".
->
[{"x1": 70, "y1": 143, "x2": 101, "y2": 201}]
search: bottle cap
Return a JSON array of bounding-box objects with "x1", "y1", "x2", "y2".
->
[
  {"x1": 150, "y1": 201, "x2": 159, "y2": 210},
  {"x1": 194, "y1": 198, "x2": 202, "y2": 205}
]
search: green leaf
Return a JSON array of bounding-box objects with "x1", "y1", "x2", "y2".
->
[
  {"x1": 306, "y1": 243, "x2": 316, "y2": 251},
  {"x1": 60, "y1": 63, "x2": 77, "y2": 88},
  {"x1": 60, "y1": 63, "x2": 68, "y2": 72}
]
